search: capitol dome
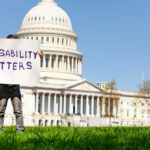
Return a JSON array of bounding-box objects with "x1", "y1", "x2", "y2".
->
[
  {"x1": 17, "y1": 0, "x2": 83, "y2": 87},
  {"x1": 20, "y1": 0, "x2": 72, "y2": 32}
]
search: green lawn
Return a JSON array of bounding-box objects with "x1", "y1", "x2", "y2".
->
[{"x1": 0, "y1": 127, "x2": 150, "y2": 150}]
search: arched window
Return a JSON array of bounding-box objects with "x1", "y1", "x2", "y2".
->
[
  {"x1": 39, "y1": 120, "x2": 43, "y2": 126},
  {"x1": 57, "y1": 38, "x2": 59, "y2": 44},
  {"x1": 134, "y1": 109, "x2": 136, "y2": 117},
  {"x1": 41, "y1": 37, "x2": 44, "y2": 43},
  {"x1": 57, "y1": 120, "x2": 59, "y2": 126},
  {"x1": 51, "y1": 120, "x2": 54, "y2": 126},
  {"x1": 52, "y1": 37, "x2": 54, "y2": 44},
  {"x1": 47, "y1": 37, "x2": 49, "y2": 42},
  {"x1": 45, "y1": 120, "x2": 48, "y2": 127}
]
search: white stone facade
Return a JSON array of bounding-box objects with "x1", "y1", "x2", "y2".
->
[{"x1": 4, "y1": 0, "x2": 150, "y2": 127}]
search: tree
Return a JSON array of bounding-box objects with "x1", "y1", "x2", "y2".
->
[
  {"x1": 136, "y1": 80, "x2": 150, "y2": 102},
  {"x1": 105, "y1": 79, "x2": 117, "y2": 90},
  {"x1": 138, "y1": 80, "x2": 150, "y2": 94}
]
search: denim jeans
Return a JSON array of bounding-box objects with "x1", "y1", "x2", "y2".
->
[{"x1": 0, "y1": 84, "x2": 24, "y2": 131}]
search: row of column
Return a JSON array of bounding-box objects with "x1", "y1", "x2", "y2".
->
[
  {"x1": 22, "y1": 36, "x2": 77, "y2": 49},
  {"x1": 35, "y1": 93, "x2": 119, "y2": 117},
  {"x1": 41, "y1": 54, "x2": 82, "y2": 75}
]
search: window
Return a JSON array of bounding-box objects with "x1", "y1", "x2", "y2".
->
[
  {"x1": 127, "y1": 110, "x2": 129, "y2": 117},
  {"x1": 47, "y1": 37, "x2": 49, "y2": 42},
  {"x1": 57, "y1": 38, "x2": 59, "y2": 44},
  {"x1": 52, "y1": 37, "x2": 54, "y2": 44},
  {"x1": 134, "y1": 109, "x2": 136, "y2": 117},
  {"x1": 36, "y1": 37, "x2": 38, "y2": 40}
]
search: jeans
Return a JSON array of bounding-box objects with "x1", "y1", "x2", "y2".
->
[{"x1": 0, "y1": 85, "x2": 24, "y2": 131}]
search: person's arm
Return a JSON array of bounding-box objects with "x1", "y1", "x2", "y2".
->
[{"x1": 38, "y1": 50, "x2": 43, "y2": 58}]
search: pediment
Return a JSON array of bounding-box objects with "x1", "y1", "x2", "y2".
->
[{"x1": 67, "y1": 80, "x2": 102, "y2": 92}]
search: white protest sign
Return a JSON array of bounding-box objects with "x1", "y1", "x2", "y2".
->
[{"x1": 0, "y1": 39, "x2": 40, "y2": 86}]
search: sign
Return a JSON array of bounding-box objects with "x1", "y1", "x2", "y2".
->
[
  {"x1": 61, "y1": 116, "x2": 67, "y2": 119},
  {"x1": 0, "y1": 39, "x2": 40, "y2": 86}
]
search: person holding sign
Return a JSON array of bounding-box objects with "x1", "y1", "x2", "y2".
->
[{"x1": 0, "y1": 34, "x2": 43, "y2": 134}]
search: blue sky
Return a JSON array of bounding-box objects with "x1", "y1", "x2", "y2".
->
[{"x1": 0, "y1": 0, "x2": 150, "y2": 91}]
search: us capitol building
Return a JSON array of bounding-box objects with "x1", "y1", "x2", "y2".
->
[{"x1": 5, "y1": 0, "x2": 150, "y2": 127}]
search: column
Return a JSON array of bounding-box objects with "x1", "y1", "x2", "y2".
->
[
  {"x1": 42, "y1": 93, "x2": 45, "y2": 113},
  {"x1": 60, "y1": 95, "x2": 62, "y2": 114},
  {"x1": 54, "y1": 94, "x2": 57, "y2": 114},
  {"x1": 97, "y1": 97, "x2": 100, "y2": 117},
  {"x1": 107, "y1": 97, "x2": 110, "y2": 116},
  {"x1": 78, "y1": 59, "x2": 80, "y2": 75},
  {"x1": 49, "y1": 54, "x2": 52, "y2": 71},
  {"x1": 111, "y1": 98, "x2": 114, "y2": 117},
  {"x1": 75, "y1": 95, "x2": 78, "y2": 114},
  {"x1": 67, "y1": 56, "x2": 70, "y2": 72},
  {"x1": 113, "y1": 98, "x2": 116, "y2": 117},
  {"x1": 48, "y1": 93, "x2": 51, "y2": 114},
  {"x1": 70, "y1": 94, "x2": 73, "y2": 114},
  {"x1": 102, "y1": 97, "x2": 105, "y2": 117},
  {"x1": 86, "y1": 95, "x2": 89, "y2": 116},
  {"x1": 62, "y1": 55, "x2": 64, "y2": 72},
  {"x1": 80, "y1": 59, "x2": 82, "y2": 75},
  {"x1": 116, "y1": 98, "x2": 119, "y2": 118},
  {"x1": 43, "y1": 54, "x2": 46, "y2": 69},
  {"x1": 71, "y1": 57, "x2": 74, "y2": 73},
  {"x1": 91, "y1": 96, "x2": 94, "y2": 116},
  {"x1": 35, "y1": 92, "x2": 39, "y2": 113},
  {"x1": 64, "y1": 94, "x2": 66, "y2": 114},
  {"x1": 80, "y1": 95, "x2": 83, "y2": 116},
  {"x1": 75, "y1": 58, "x2": 78, "y2": 74}
]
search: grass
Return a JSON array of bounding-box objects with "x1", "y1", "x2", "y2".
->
[{"x1": 0, "y1": 127, "x2": 150, "y2": 150}]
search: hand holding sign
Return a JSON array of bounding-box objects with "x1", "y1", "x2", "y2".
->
[{"x1": 0, "y1": 39, "x2": 40, "y2": 86}]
